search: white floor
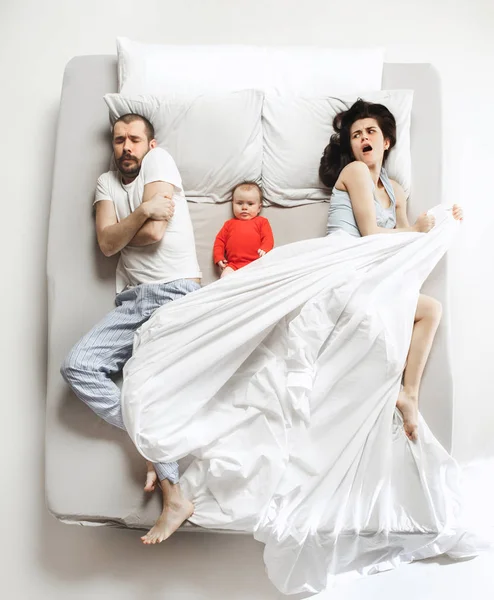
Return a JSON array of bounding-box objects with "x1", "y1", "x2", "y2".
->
[{"x1": 313, "y1": 553, "x2": 494, "y2": 600}]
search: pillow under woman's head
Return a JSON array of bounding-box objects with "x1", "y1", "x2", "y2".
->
[{"x1": 261, "y1": 90, "x2": 413, "y2": 206}]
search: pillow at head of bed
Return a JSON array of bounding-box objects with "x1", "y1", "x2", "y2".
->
[
  {"x1": 262, "y1": 89, "x2": 414, "y2": 206},
  {"x1": 104, "y1": 90, "x2": 263, "y2": 203},
  {"x1": 117, "y1": 37, "x2": 384, "y2": 96}
]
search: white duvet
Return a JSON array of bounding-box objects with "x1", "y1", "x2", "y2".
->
[{"x1": 122, "y1": 206, "x2": 487, "y2": 594}]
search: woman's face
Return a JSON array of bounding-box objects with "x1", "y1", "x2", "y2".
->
[{"x1": 349, "y1": 117, "x2": 389, "y2": 167}]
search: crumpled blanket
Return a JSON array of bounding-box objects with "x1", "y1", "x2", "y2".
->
[{"x1": 122, "y1": 205, "x2": 486, "y2": 594}]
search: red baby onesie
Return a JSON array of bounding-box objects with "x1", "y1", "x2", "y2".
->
[{"x1": 213, "y1": 216, "x2": 274, "y2": 270}]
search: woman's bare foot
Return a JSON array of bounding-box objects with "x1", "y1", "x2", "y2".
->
[
  {"x1": 396, "y1": 388, "x2": 419, "y2": 441},
  {"x1": 141, "y1": 480, "x2": 194, "y2": 544},
  {"x1": 144, "y1": 461, "x2": 158, "y2": 493}
]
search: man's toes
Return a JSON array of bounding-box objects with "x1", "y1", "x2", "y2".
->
[{"x1": 142, "y1": 525, "x2": 166, "y2": 544}]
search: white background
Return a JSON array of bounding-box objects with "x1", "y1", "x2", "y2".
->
[{"x1": 1, "y1": 0, "x2": 493, "y2": 598}]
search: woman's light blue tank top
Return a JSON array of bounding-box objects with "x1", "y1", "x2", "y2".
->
[{"x1": 326, "y1": 167, "x2": 396, "y2": 237}]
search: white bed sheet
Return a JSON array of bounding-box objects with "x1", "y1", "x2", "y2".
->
[{"x1": 122, "y1": 207, "x2": 487, "y2": 594}]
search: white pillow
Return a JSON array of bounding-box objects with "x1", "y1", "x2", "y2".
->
[
  {"x1": 262, "y1": 90, "x2": 414, "y2": 206},
  {"x1": 117, "y1": 37, "x2": 384, "y2": 96},
  {"x1": 104, "y1": 90, "x2": 263, "y2": 203}
]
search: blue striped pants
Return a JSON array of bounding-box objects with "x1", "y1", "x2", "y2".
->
[{"x1": 60, "y1": 279, "x2": 200, "y2": 483}]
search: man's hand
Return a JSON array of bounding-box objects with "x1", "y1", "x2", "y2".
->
[
  {"x1": 143, "y1": 193, "x2": 175, "y2": 221},
  {"x1": 217, "y1": 260, "x2": 227, "y2": 270},
  {"x1": 257, "y1": 249, "x2": 266, "y2": 257}
]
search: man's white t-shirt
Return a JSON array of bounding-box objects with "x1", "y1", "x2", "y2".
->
[{"x1": 94, "y1": 148, "x2": 202, "y2": 292}]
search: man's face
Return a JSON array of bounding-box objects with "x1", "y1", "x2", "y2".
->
[{"x1": 112, "y1": 119, "x2": 156, "y2": 181}]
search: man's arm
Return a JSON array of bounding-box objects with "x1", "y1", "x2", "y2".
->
[
  {"x1": 95, "y1": 183, "x2": 174, "y2": 257},
  {"x1": 95, "y1": 200, "x2": 152, "y2": 257},
  {"x1": 129, "y1": 181, "x2": 175, "y2": 247}
]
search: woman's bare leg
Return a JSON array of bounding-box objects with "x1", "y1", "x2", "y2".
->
[{"x1": 396, "y1": 294, "x2": 442, "y2": 441}]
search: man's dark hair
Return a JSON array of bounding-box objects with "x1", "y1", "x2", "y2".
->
[{"x1": 112, "y1": 114, "x2": 155, "y2": 142}]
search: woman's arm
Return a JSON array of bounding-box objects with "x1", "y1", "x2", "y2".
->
[
  {"x1": 391, "y1": 180, "x2": 410, "y2": 228},
  {"x1": 341, "y1": 163, "x2": 434, "y2": 236}
]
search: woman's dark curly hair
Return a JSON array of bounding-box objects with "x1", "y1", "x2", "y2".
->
[{"x1": 319, "y1": 99, "x2": 397, "y2": 189}]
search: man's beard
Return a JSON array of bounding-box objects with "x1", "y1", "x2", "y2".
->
[{"x1": 117, "y1": 154, "x2": 141, "y2": 179}]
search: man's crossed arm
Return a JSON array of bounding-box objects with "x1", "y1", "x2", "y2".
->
[{"x1": 95, "y1": 181, "x2": 175, "y2": 257}]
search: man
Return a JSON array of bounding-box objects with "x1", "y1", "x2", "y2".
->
[{"x1": 61, "y1": 114, "x2": 202, "y2": 543}]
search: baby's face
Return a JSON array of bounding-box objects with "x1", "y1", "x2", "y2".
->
[{"x1": 232, "y1": 188, "x2": 262, "y2": 221}]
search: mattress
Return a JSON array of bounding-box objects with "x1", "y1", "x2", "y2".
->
[{"x1": 46, "y1": 56, "x2": 450, "y2": 529}]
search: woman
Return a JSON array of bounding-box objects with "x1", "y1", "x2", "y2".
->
[{"x1": 319, "y1": 99, "x2": 462, "y2": 441}]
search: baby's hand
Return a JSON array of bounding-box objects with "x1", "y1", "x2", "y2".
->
[
  {"x1": 217, "y1": 260, "x2": 227, "y2": 270},
  {"x1": 257, "y1": 249, "x2": 266, "y2": 257}
]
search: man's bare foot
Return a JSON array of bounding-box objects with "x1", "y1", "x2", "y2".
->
[
  {"x1": 144, "y1": 461, "x2": 157, "y2": 493},
  {"x1": 141, "y1": 480, "x2": 194, "y2": 544},
  {"x1": 396, "y1": 388, "x2": 419, "y2": 441},
  {"x1": 141, "y1": 500, "x2": 194, "y2": 544}
]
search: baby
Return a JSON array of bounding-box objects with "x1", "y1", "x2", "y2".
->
[{"x1": 213, "y1": 182, "x2": 274, "y2": 278}]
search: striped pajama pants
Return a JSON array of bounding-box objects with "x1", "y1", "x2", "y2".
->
[{"x1": 60, "y1": 278, "x2": 200, "y2": 483}]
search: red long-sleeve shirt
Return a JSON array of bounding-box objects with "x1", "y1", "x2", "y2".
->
[{"x1": 213, "y1": 216, "x2": 274, "y2": 270}]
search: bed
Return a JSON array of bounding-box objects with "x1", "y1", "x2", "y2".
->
[{"x1": 46, "y1": 55, "x2": 450, "y2": 532}]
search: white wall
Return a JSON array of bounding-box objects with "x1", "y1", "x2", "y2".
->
[{"x1": 1, "y1": 0, "x2": 493, "y2": 597}]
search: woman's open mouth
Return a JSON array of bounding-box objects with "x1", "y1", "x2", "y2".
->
[{"x1": 362, "y1": 144, "x2": 373, "y2": 154}]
